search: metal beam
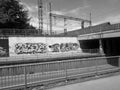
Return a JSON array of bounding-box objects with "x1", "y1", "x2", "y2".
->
[{"x1": 51, "y1": 13, "x2": 91, "y2": 23}]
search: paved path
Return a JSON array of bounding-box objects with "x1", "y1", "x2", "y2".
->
[{"x1": 48, "y1": 74, "x2": 120, "y2": 90}]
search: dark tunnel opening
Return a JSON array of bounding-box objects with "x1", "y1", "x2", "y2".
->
[
  {"x1": 102, "y1": 37, "x2": 120, "y2": 56},
  {"x1": 0, "y1": 39, "x2": 9, "y2": 57},
  {"x1": 79, "y1": 37, "x2": 120, "y2": 67},
  {"x1": 79, "y1": 39, "x2": 100, "y2": 53}
]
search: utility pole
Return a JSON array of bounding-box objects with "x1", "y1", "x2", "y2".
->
[
  {"x1": 38, "y1": 0, "x2": 43, "y2": 35},
  {"x1": 81, "y1": 21, "x2": 84, "y2": 29},
  {"x1": 90, "y1": 12, "x2": 92, "y2": 26},
  {"x1": 64, "y1": 18, "x2": 67, "y2": 35}
]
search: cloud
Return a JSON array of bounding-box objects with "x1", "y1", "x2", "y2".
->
[
  {"x1": 20, "y1": 2, "x2": 37, "y2": 13},
  {"x1": 93, "y1": 14, "x2": 120, "y2": 25},
  {"x1": 67, "y1": 5, "x2": 90, "y2": 14},
  {"x1": 50, "y1": 5, "x2": 90, "y2": 31},
  {"x1": 51, "y1": 11, "x2": 65, "y2": 15},
  {"x1": 30, "y1": 17, "x2": 38, "y2": 28},
  {"x1": 21, "y1": 1, "x2": 90, "y2": 33},
  {"x1": 107, "y1": 0, "x2": 119, "y2": 4},
  {"x1": 105, "y1": 15, "x2": 120, "y2": 24}
]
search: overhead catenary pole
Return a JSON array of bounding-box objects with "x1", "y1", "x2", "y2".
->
[
  {"x1": 38, "y1": 0, "x2": 43, "y2": 35},
  {"x1": 49, "y1": 2, "x2": 52, "y2": 35},
  {"x1": 81, "y1": 21, "x2": 84, "y2": 29},
  {"x1": 51, "y1": 13, "x2": 91, "y2": 29},
  {"x1": 64, "y1": 18, "x2": 67, "y2": 35},
  {"x1": 51, "y1": 13, "x2": 91, "y2": 22},
  {"x1": 46, "y1": 1, "x2": 49, "y2": 35},
  {"x1": 90, "y1": 12, "x2": 92, "y2": 26}
]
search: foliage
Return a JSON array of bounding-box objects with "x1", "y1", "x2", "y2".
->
[{"x1": 0, "y1": 0, "x2": 35, "y2": 29}]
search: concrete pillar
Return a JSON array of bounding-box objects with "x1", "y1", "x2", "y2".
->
[
  {"x1": 118, "y1": 57, "x2": 120, "y2": 67},
  {"x1": 99, "y1": 39, "x2": 104, "y2": 55}
]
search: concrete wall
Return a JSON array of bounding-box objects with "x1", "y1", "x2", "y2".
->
[
  {"x1": 9, "y1": 37, "x2": 81, "y2": 56},
  {"x1": 0, "y1": 38, "x2": 9, "y2": 57}
]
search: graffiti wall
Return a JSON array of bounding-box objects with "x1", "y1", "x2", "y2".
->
[
  {"x1": 0, "y1": 39, "x2": 9, "y2": 57},
  {"x1": 9, "y1": 37, "x2": 81, "y2": 56},
  {"x1": 49, "y1": 43, "x2": 79, "y2": 52},
  {"x1": 15, "y1": 43, "x2": 47, "y2": 54}
]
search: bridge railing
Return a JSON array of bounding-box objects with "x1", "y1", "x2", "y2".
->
[
  {"x1": 77, "y1": 23, "x2": 120, "y2": 35},
  {"x1": 1, "y1": 23, "x2": 120, "y2": 36},
  {"x1": 0, "y1": 29, "x2": 40, "y2": 36},
  {"x1": 0, "y1": 55, "x2": 120, "y2": 90}
]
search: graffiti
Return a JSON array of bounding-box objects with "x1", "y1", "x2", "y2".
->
[
  {"x1": 49, "y1": 43, "x2": 79, "y2": 52},
  {"x1": 0, "y1": 47, "x2": 7, "y2": 57},
  {"x1": 60, "y1": 43, "x2": 79, "y2": 52},
  {"x1": 15, "y1": 43, "x2": 47, "y2": 54},
  {"x1": 49, "y1": 44, "x2": 60, "y2": 52},
  {"x1": 14, "y1": 42, "x2": 79, "y2": 55}
]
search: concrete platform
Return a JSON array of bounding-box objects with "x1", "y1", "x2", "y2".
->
[
  {"x1": 0, "y1": 52, "x2": 101, "y2": 65},
  {"x1": 48, "y1": 75, "x2": 120, "y2": 90}
]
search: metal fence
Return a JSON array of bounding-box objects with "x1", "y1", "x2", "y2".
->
[
  {"x1": 0, "y1": 23, "x2": 120, "y2": 36},
  {"x1": 80, "y1": 22, "x2": 120, "y2": 35},
  {"x1": 0, "y1": 29, "x2": 39, "y2": 36},
  {"x1": 0, "y1": 55, "x2": 120, "y2": 90}
]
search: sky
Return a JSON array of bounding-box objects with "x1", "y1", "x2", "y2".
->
[{"x1": 20, "y1": 0, "x2": 120, "y2": 33}]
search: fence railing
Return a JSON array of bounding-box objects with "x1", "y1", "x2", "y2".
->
[
  {"x1": 0, "y1": 23, "x2": 120, "y2": 36},
  {"x1": 0, "y1": 55, "x2": 120, "y2": 90},
  {"x1": 77, "y1": 23, "x2": 120, "y2": 35},
  {"x1": 0, "y1": 29, "x2": 39, "y2": 36}
]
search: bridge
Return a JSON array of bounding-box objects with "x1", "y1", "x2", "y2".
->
[{"x1": 77, "y1": 22, "x2": 120, "y2": 56}]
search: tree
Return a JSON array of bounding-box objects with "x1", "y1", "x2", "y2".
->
[{"x1": 0, "y1": 0, "x2": 32, "y2": 29}]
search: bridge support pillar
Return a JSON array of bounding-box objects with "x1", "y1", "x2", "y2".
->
[
  {"x1": 118, "y1": 57, "x2": 120, "y2": 67},
  {"x1": 99, "y1": 39, "x2": 104, "y2": 55}
]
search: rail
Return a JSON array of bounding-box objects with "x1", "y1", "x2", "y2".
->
[
  {"x1": 0, "y1": 56, "x2": 120, "y2": 90},
  {"x1": 79, "y1": 23, "x2": 120, "y2": 35},
  {"x1": 62, "y1": 22, "x2": 120, "y2": 36}
]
